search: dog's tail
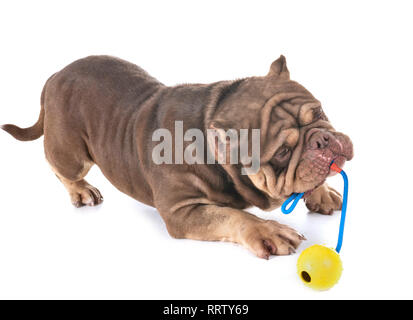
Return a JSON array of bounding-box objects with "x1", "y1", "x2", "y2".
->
[
  {"x1": 2, "y1": 103, "x2": 45, "y2": 142},
  {"x1": 1, "y1": 77, "x2": 50, "y2": 142},
  {"x1": 1, "y1": 107, "x2": 44, "y2": 141}
]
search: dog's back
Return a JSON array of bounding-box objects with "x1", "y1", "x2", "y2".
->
[{"x1": 2, "y1": 55, "x2": 163, "y2": 206}]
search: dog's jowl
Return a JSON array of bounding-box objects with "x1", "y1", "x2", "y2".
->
[{"x1": 2, "y1": 55, "x2": 353, "y2": 259}]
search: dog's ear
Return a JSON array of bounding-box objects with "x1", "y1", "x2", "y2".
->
[{"x1": 267, "y1": 55, "x2": 290, "y2": 80}]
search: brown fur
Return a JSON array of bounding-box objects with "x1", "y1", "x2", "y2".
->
[{"x1": 2, "y1": 55, "x2": 353, "y2": 259}]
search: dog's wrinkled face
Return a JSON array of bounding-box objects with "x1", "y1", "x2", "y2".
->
[{"x1": 211, "y1": 56, "x2": 353, "y2": 208}]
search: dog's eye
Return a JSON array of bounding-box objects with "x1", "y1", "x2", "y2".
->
[
  {"x1": 312, "y1": 107, "x2": 322, "y2": 119},
  {"x1": 312, "y1": 107, "x2": 327, "y2": 121},
  {"x1": 274, "y1": 146, "x2": 291, "y2": 162}
]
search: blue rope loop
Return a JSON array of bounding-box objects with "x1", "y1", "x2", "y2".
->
[
  {"x1": 281, "y1": 192, "x2": 304, "y2": 214},
  {"x1": 279, "y1": 162, "x2": 349, "y2": 253}
]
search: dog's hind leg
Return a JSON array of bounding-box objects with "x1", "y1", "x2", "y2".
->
[
  {"x1": 44, "y1": 124, "x2": 103, "y2": 208},
  {"x1": 50, "y1": 161, "x2": 103, "y2": 208},
  {"x1": 46, "y1": 150, "x2": 103, "y2": 208}
]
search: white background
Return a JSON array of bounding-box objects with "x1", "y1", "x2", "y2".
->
[{"x1": 0, "y1": 0, "x2": 412, "y2": 299}]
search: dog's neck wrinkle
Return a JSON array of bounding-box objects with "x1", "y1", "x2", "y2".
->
[
  {"x1": 222, "y1": 165, "x2": 271, "y2": 210},
  {"x1": 203, "y1": 79, "x2": 245, "y2": 130},
  {"x1": 201, "y1": 80, "x2": 276, "y2": 210}
]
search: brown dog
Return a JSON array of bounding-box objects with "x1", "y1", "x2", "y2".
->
[{"x1": 2, "y1": 55, "x2": 353, "y2": 259}]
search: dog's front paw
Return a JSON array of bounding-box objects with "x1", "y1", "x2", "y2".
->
[
  {"x1": 240, "y1": 219, "x2": 305, "y2": 259},
  {"x1": 304, "y1": 183, "x2": 342, "y2": 215}
]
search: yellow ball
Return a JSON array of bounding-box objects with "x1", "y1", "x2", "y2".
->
[{"x1": 297, "y1": 244, "x2": 343, "y2": 290}]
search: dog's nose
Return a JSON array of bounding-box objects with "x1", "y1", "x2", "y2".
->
[{"x1": 309, "y1": 131, "x2": 330, "y2": 150}]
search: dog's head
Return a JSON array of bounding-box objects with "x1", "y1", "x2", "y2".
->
[{"x1": 207, "y1": 56, "x2": 353, "y2": 209}]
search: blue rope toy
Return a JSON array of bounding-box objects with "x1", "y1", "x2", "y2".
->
[{"x1": 280, "y1": 161, "x2": 348, "y2": 253}]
